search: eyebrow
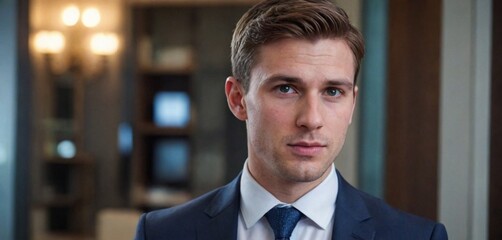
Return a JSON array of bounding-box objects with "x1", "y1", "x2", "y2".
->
[{"x1": 264, "y1": 74, "x2": 354, "y2": 90}]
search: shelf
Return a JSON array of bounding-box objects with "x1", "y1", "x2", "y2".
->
[
  {"x1": 44, "y1": 155, "x2": 93, "y2": 165},
  {"x1": 131, "y1": 3, "x2": 202, "y2": 213},
  {"x1": 34, "y1": 232, "x2": 93, "y2": 240},
  {"x1": 133, "y1": 187, "x2": 192, "y2": 208},
  {"x1": 137, "y1": 122, "x2": 192, "y2": 136},
  {"x1": 39, "y1": 195, "x2": 83, "y2": 207}
]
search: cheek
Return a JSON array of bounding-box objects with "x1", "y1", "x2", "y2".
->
[
  {"x1": 247, "y1": 103, "x2": 292, "y2": 145},
  {"x1": 338, "y1": 109, "x2": 354, "y2": 123},
  {"x1": 250, "y1": 100, "x2": 290, "y2": 125},
  {"x1": 325, "y1": 107, "x2": 354, "y2": 131},
  {"x1": 263, "y1": 104, "x2": 293, "y2": 129},
  {"x1": 331, "y1": 101, "x2": 355, "y2": 119}
]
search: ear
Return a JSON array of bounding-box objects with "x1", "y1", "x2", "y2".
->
[
  {"x1": 225, "y1": 76, "x2": 247, "y2": 121},
  {"x1": 349, "y1": 86, "x2": 358, "y2": 124}
]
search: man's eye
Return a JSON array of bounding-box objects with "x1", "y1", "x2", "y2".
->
[
  {"x1": 326, "y1": 88, "x2": 342, "y2": 96},
  {"x1": 278, "y1": 85, "x2": 294, "y2": 93}
]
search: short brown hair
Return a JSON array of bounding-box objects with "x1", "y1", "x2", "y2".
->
[{"x1": 231, "y1": 0, "x2": 365, "y2": 91}]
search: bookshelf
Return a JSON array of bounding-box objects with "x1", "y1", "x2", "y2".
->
[
  {"x1": 130, "y1": 6, "x2": 196, "y2": 209},
  {"x1": 129, "y1": 0, "x2": 256, "y2": 209},
  {"x1": 32, "y1": 63, "x2": 95, "y2": 238}
]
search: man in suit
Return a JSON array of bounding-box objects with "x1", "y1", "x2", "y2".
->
[{"x1": 135, "y1": 0, "x2": 448, "y2": 239}]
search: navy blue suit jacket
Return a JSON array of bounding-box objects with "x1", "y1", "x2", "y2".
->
[{"x1": 135, "y1": 171, "x2": 448, "y2": 239}]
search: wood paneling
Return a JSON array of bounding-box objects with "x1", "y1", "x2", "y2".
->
[
  {"x1": 385, "y1": 0, "x2": 441, "y2": 220},
  {"x1": 489, "y1": 1, "x2": 502, "y2": 239}
]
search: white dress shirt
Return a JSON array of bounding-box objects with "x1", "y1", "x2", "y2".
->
[{"x1": 237, "y1": 161, "x2": 339, "y2": 240}]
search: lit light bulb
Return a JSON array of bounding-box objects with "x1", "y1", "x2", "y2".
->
[
  {"x1": 82, "y1": 7, "x2": 101, "y2": 28},
  {"x1": 61, "y1": 5, "x2": 80, "y2": 26},
  {"x1": 90, "y1": 33, "x2": 119, "y2": 55},
  {"x1": 34, "y1": 31, "x2": 65, "y2": 54}
]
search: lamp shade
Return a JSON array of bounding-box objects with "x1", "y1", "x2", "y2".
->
[
  {"x1": 61, "y1": 5, "x2": 80, "y2": 26},
  {"x1": 82, "y1": 7, "x2": 101, "y2": 28},
  {"x1": 34, "y1": 31, "x2": 65, "y2": 54},
  {"x1": 90, "y1": 33, "x2": 119, "y2": 55}
]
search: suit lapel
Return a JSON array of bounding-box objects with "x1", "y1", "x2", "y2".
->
[
  {"x1": 332, "y1": 171, "x2": 375, "y2": 240},
  {"x1": 197, "y1": 175, "x2": 241, "y2": 240},
  {"x1": 194, "y1": 171, "x2": 376, "y2": 239}
]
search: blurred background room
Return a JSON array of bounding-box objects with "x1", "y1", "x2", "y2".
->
[{"x1": 0, "y1": 0, "x2": 500, "y2": 239}]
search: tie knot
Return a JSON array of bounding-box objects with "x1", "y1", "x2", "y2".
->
[{"x1": 265, "y1": 206, "x2": 303, "y2": 240}]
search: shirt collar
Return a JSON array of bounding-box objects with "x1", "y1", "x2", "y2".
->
[
  {"x1": 240, "y1": 161, "x2": 281, "y2": 229},
  {"x1": 239, "y1": 160, "x2": 338, "y2": 230},
  {"x1": 292, "y1": 164, "x2": 338, "y2": 229}
]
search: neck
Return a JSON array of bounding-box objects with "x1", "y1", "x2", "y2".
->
[{"x1": 247, "y1": 162, "x2": 332, "y2": 203}]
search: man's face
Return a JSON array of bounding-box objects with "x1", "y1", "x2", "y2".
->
[{"x1": 227, "y1": 38, "x2": 357, "y2": 187}]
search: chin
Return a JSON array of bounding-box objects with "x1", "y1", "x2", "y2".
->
[
  {"x1": 285, "y1": 173, "x2": 325, "y2": 183},
  {"x1": 282, "y1": 164, "x2": 330, "y2": 183}
]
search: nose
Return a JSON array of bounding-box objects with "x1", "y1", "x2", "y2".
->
[{"x1": 296, "y1": 94, "x2": 323, "y2": 130}]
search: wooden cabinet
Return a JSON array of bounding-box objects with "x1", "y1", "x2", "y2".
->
[
  {"x1": 38, "y1": 155, "x2": 94, "y2": 234},
  {"x1": 131, "y1": 71, "x2": 195, "y2": 207},
  {"x1": 31, "y1": 64, "x2": 95, "y2": 239},
  {"x1": 128, "y1": 0, "x2": 257, "y2": 210},
  {"x1": 128, "y1": 1, "x2": 257, "y2": 210},
  {"x1": 130, "y1": 6, "x2": 196, "y2": 209}
]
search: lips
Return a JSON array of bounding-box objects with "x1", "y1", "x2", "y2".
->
[{"x1": 287, "y1": 141, "x2": 326, "y2": 156}]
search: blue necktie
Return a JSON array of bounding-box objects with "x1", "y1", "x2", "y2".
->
[{"x1": 265, "y1": 206, "x2": 303, "y2": 240}]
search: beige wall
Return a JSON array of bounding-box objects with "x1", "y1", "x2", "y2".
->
[{"x1": 333, "y1": 0, "x2": 362, "y2": 186}]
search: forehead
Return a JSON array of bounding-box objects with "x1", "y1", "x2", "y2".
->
[{"x1": 251, "y1": 38, "x2": 356, "y2": 83}]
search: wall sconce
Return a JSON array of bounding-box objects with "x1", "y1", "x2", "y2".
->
[
  {"x1": 34, "y1": 31, "x2": 65, "y2": 54},
  {"x1": 32, "y1": 3, "x2": 121, "y2": 161},
  {"x1": 90, "y1": 33, "x2": 119, "y2": 56},
  {"x1": 33, "y1": 4, "x2": 119, "y2": 78}
]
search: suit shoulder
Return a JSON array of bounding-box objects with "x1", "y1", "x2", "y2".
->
[
  {"x1": 136, "y1": 188, "x2": 223, "y2": 240},
  {"x1": 145, "y1": 187, "x2": 222, "y2": 225},
  {"x1": 137, "y1": 177, "x2": 241, "y2": 240}
]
